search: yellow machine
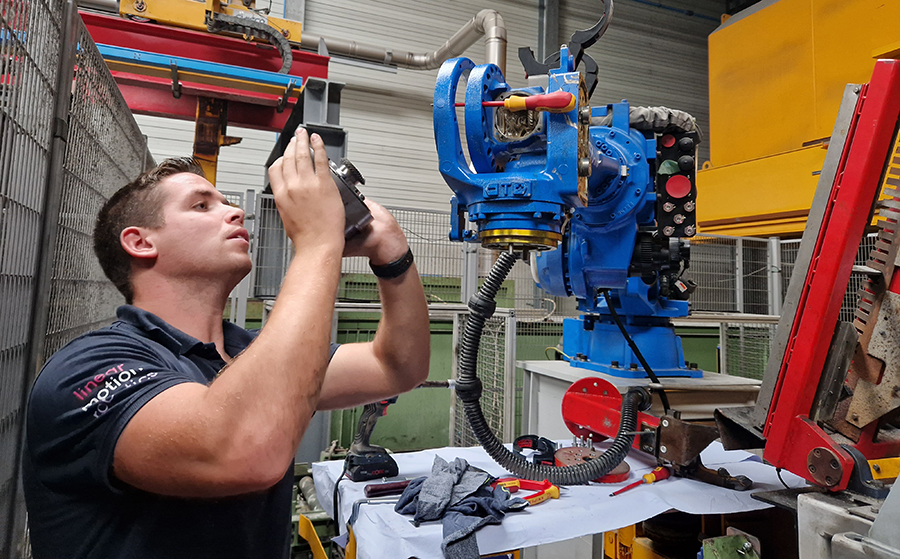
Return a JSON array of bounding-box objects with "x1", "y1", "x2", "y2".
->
[
  {"x1": 120, "y1": 0, "x2": 303, "y2": 46},
  {"x1": 697, "y1": 0, "x2": 900, "y2": 237}
]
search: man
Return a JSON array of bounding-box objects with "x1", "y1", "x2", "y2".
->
[{"x1": 23, "y1": 129, "x2": 430, "y2": 558}]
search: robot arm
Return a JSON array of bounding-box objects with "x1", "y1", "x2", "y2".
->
[{"x1": 434, "y1": 37, "x2": 700, "y2": 378}]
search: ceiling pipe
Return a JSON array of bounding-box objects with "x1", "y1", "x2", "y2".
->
[
  {"x1": 78, "y1": 0, "x2": 118, "y2": 12},
  {"x1": 301, "y1": 9, "x2": 507, "y2": 75}
]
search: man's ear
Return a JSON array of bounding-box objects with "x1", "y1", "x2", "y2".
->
[{"x1": 120, "y1": 226, "x2": 158, "y2": 260}]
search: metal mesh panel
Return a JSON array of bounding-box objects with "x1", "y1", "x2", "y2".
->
[
  {"x1": 0, "y1": 6, "x2": 151, "y2": 554},
  {"x1": 686, "y1": 236, "x2": 737, "y2": 312},
  {"x1": 741, "y1": 239, "x2": 770, "y2": 315},
  {"x1": 722, "y1": 323, "x2": 776, "y2": 380},
  {"x1": 341, "y1": 208, "x2": 465, "y2": 304},
  {"x1": 686, "y1": 234, "x2": 770, "y2": 314},
  {"x1": 43, "y1": 20, "x2": 150, "y2": 355},
  {"x1": 779, "y1": 233, "x2": 878, "y2": 324},
  {"x1": 0, "y1": 0, "x2": 63, "y2": 554},
  {"x1": 842, "y1": 233, "x2": 878, "y2": 324},
  {"x1": 780, "y1": 239, "x2": 800, "y2": 297},
  {"x1": 451, "y1": 313, "x2": 513, "y2": 448},
  {"x1": 252, "y1": 194, "x2": 290, "y2": 298}
]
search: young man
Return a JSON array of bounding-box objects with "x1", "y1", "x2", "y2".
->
[{"x1": 23, "y1": 129, "x2": 430, "y2": 558}]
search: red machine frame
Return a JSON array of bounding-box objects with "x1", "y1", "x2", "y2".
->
[
  {"x1": 82, "y1": 11, "x2": 330, "y2": 131},
  {"x1": 762, "y1": 59, "x2": 900, "y2": 490}
]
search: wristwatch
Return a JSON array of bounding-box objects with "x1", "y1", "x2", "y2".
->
[{"x1": 370, "y1": 247, "x2": 414, "y2": 279}]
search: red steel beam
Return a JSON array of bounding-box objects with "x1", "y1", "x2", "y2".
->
[
  {"x1": 762, "y1": 60, "x2": 900, "y2": 491},
  {"x1": 116, "y1": 79, "x2": 295, "y2": 131},
  {"x1": 81, "y1": 11, "x2": 329, "y2": 79},
  {"x1": 82, "y1": 11, "x2": 330, "y2": 131}
]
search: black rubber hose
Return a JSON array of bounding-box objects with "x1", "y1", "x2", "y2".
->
[
  {"x1": 601, "y1": 289, "x2": 671, "y2": 414},
  {"x1": 458, "y1": 251, "x2": 642, "y2": 485}
]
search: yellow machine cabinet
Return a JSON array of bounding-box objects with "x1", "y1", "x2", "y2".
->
[{"x1": 697, "y1": 0, "x2": 900, "y2": 237}]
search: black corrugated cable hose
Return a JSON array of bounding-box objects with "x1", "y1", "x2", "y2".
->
[{"x1": 456, "y1": 251, "x2": 649, "y2": 485}]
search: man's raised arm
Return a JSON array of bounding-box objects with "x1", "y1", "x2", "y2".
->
[
  {"x1": 113, "y1": 130, "x2": 347, "y2": 498},
  {"x1": 319, "y1": 202, "x2": 430, "y2": 410}
]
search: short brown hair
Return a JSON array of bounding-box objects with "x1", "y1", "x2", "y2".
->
[{"x1": 94, "y1": 157, "x2": 205, "y2": 303}]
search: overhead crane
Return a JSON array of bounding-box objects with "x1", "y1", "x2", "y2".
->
[{"x1": 80, "y1": 0, "x2": 331, "y2": 182}]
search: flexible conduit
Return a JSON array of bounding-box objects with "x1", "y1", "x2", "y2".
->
[{"x1": 457, "y1": 251, "x2": 644, "y2": 485}]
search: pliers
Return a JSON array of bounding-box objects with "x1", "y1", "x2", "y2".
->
[{"x1": 492, "y1": 478, "x2": 561, "y2": 505}]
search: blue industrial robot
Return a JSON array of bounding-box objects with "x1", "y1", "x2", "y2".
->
[{"x1": 433, "y1": 13, "x2": 701, "y2": 382}]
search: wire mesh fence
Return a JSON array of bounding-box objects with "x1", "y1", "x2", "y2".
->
[
  {"x1": 450, "y1": 310, "x2": 516, "y2": 448},
  {"x1": 0, "y1": 3, "x2": 151, "y2": 556},
  {"x1": 43, "y1": 20, "x2": 151, "y2": 356},
  {"x1": 0, "y1": 1, "x2": 65, "y2": 554},
  {"x1": 686, "y1": 234, "x2": 771, "y2": 314},
  {"x1": 340, "y1": 208, "x2": 465, "y2": 304},
  {"x1": 780, "y1": 233, "x2": 878, "y2": 324},
  {"x1": 720, "y1": 323, "x2": 777, "y2": 380},
  {"x1": 252, "y1": 194, "x2": 290, "y2": 298}
]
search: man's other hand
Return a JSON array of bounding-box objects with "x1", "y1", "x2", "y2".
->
[
  {"x1": 344, "y1": 201, "x2": 409, "y2": 266},
  {"x1": 268, "y1": 129, "x2": 345, "y2": 253}
]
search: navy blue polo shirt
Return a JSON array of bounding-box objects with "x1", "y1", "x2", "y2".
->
[{"x1": 23, "y1": 305, "x2": 338, "y2": 559}]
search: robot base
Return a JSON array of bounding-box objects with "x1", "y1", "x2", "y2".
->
[{"x1": 562, "y1": 316, "x2": 701, "y2": 379}]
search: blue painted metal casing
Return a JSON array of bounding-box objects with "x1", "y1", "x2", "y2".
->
[
  {"x1": 533, "y1": 102, "x2": 659, "y2": 305},
  {"x1": 434, "y1": 55, "x2": 582, "y2": 243},
  {"x1": 434, "y1": 52, "x2": 696, "y2": 378},
  {"x1": 562, "y1": 316, "x2": 691, "y2": 378}
]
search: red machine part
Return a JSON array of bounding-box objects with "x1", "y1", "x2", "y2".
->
[
  {"x1": 561, "y1": 377, "x2": 659, "y2": 452},
  {"x1": 763, "y1": 59, "x2": 900, "y2": 491},
  {"x1": 554, "y1": 447, "x2": 631, "y2": 483},
  {"x1": 81, "y1": 12, "x2": 330, "y2": 131}
]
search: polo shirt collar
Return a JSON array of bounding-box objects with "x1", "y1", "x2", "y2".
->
[{"x1": 116, "y1": 305, "x2": 254, "y2": 357}]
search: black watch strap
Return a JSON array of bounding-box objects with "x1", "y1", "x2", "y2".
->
[{"x1": 370, "y1": 248, "x2": 414, "y2": 279}]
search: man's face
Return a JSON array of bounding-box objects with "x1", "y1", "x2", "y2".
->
[{"x1": 147, "y1": 172, "x2": 252, "y2": 286}]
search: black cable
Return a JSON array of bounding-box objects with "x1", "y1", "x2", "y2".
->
[
  {"x1": 776, "y1": 468, "x2": 790, "y2": 490},
  {"x1": 457, "y1": 251, "x2": 646, "y2": 485},
  {"x1": 332, "y1": 466, "x2": 348, "y2": 536},
  {"x1": 600, "y1": 289, "x2": 671, "y2": 414}
]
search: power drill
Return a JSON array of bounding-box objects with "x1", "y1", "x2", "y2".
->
[{"x1": 344, "y1": 397, "x2": 399, "y2": 482}]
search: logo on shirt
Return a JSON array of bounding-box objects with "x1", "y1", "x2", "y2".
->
[{"x1": 75, "y1": 363, "x2": 158, "y2": 417}]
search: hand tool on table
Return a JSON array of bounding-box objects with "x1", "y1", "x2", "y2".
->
[
  {"x1": 513, "y1": 435, "x2": 557, "y2": 466},
  {"x1": 364, "y1": 479, "x2": 411, "y2": 498},
  {"x1": 344, "y1": 397, "x2": 399, "y2": 482},
  {"x1": 492, "y1": 478, "x2": 561, "y2": 505},
  {"x1": 609, "y1": 466, "x2": 671, "y2": 497}
]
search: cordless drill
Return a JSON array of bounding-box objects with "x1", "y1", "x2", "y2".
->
[{"x1": 344, "y1": 397, "x2": 399, "y2": 482}]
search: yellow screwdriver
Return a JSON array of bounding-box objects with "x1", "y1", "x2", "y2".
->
[
  {"x1": 609, "y1": 466, "x2": 671, "y2": 497},
  {"x1": 454, "y1": 91, "x2": 577, "y2": 113}
]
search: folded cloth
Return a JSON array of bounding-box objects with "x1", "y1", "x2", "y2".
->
[{"x1": 395, "y1": 456, "x2": 527, "y2": 559}]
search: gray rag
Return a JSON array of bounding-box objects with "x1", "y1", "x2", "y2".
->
[{"x1": 394, "y1": 456, "x2": 527, "y2": 559}]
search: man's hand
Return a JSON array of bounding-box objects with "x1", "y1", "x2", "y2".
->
[
  {"x1": 344, "y1": 201, "x2": 409, "y2": 265},
  {"x1": 268, "y1": 129, "x2": 345, "y2": 252}
]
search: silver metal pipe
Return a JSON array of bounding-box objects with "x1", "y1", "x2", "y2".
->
[
  {"x1": 301, "y1": 9, "x2": 507, "y2": 75},
  {"x1": 77, "y1": 0, "x2": 119, "y2": 13},
  {"x1": 79, "y1": 1, "x2": 506, "y2": 73}
]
